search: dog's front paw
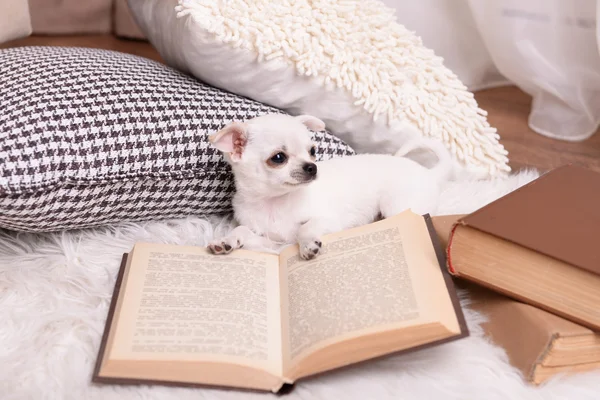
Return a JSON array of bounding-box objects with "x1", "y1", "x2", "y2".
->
[
  {"x1": 208, "y1": 236, "x2": 242, "y2": 255},
  {"x1": 299, "y1": 239, "x2": 322, "y2": 260}
]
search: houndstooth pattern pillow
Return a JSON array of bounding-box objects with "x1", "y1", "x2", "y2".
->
[{"x1": 0, "y1": 46, "x2": 355, "y2": 232}]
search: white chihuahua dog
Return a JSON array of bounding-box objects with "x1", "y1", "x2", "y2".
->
[{"x1": 207, "y1": 113, "x2": 451, "y2": 260}]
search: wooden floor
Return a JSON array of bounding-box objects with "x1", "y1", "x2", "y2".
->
[{"x1": 3, "y1": 35, "x2": 600, "y2": 174}]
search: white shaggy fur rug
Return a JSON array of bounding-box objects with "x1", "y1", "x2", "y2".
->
[{"x1": 2, "y1": 169, "x2": 600, "y2": 400}]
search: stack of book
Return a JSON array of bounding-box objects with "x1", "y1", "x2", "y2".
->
[{"x1": 433, "y1": 164, "x2": 600, "y2": 384}]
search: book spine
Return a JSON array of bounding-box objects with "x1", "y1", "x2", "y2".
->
[{"x1": 446, "y1": 223, "x2": 461, "y2": 275}]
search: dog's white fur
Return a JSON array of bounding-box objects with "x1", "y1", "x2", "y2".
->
[{"x1": 208, "y1": 113, "x2": 452, "y2": 259}]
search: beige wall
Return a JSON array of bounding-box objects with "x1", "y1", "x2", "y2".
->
[
  {"x1": 28, "y1": 0, "x2": 112, "y2": 34},
  {"x1": 2, "y1": 0, "x2": 146, "y2": 42},
  {"x1": 114, "y1": 0, "x2": 145, "y2": 39}
]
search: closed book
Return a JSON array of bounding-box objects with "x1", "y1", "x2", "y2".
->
[
  {"x1": 468, "y1": 285, "x2": 600, "y2": 384},
  {"x1": 445, "y1": 164, "x2": 600, "y2": 330}
]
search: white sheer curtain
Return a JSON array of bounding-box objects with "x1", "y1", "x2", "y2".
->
[{"x1": 383, "y1": 0, "x2": 600, "y2": 142}]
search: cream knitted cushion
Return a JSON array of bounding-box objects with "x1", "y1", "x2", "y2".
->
[{"x1": 128, "y1": 0, "x2": 510, "y2": 177}]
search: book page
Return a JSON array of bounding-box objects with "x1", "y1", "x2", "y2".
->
[
  {"x1": 106, "y1": 242, "x2": 283, "y2": 376},
  {"x1": 278, "y1": 210, "x2": 460, "y2": 368}
]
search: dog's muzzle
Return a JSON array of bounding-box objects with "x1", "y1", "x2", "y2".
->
[{"x1": 290, "y1": 162, "x2": 318, "y2": 183}]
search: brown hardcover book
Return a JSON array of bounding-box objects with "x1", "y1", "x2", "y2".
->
[
  {"x1": 446, "y1": 164, "x2": 600, "y2": 331},
  {"x1": 467, "y1": 284, "x2": 600, "y2": 384},
  {"x1": 93, "y1": 210, "x2": 468, "y2": 393},
  {"x1": 431, "y1": 214, "x2": 600, "y2": 384}
]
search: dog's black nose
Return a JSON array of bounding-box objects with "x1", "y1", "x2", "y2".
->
[{"x1": 303, "y1": 162, "x2": 317, "y2": 177}]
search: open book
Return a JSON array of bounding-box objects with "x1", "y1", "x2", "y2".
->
[{"x1": 93, "y1": 210, "x2": 468, "y2": 393}]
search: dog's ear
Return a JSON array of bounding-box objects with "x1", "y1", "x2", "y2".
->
[
  {"x1": 295, "y1": 115, "x2": 326, "y2": 132},
  {"x1": 208, "y1": 121, "x2": 248, "y2": 162}
]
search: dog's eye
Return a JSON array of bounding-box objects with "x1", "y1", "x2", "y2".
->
[
  {"x1": 270, "y1": 152, "x2": 288, "y2": 164},
  {"x1": 310, "y1": 146, "x2": 316, "y2": 158}
]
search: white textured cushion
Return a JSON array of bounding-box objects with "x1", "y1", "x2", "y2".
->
[{"x1": 128, "y1": 0, "x2": 510, "y2": 178}]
